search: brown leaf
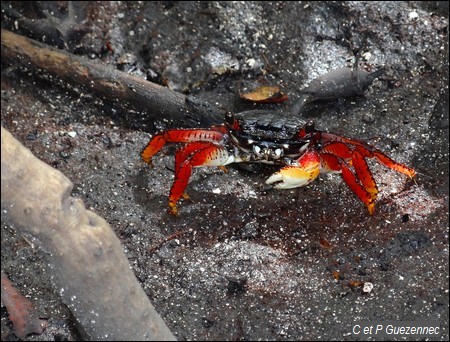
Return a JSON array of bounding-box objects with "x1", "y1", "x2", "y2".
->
[
  {"x1": 1, "y1": 273, "x2": 47, "y2": 339},
  {"x1": 239, "y1": 85, "x2": 288, "y2": 103}
]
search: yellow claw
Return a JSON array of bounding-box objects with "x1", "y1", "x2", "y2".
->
[
  {"x1": 266, "y1": 165, "x2": 320, "y2": 189},
  {"x1": 266, "y1": 151, "x2": 321, "y2": 189}
]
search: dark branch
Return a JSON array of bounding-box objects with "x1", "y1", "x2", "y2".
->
[{"x1": 1, "y1": 28, "x2": 221, "y2": 128}]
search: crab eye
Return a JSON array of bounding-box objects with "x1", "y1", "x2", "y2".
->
[
  {"x1": 225, "y1": 112, "x2": 234, "y2": 124},
  {"x1": 305, "y1": 120, "x2": 315, "y2": 134},
  {"x1": 253, "y1": 145, "x2": 262, "y2": 155},
  {"x1": 274, "y1": 148, "x2": 283, "y2": 159},
  {"x1": 225, "y1": 112, "x2": 240, "y2": 130}
]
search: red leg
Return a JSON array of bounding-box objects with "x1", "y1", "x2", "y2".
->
[
  {"x1": 322, "y1": 140, "x2": 353, "y2": 160},
  {"x1": 320, "y1": 137, "x2": 415, "y2": 213},
  {"x1": 340, "y1": 162, "x2": 377, "y2": 215},
  {"x1": 321, "y1": 133, "x2": 416, "y2": 178},
  {"x1": 168, "y1": 143, "x2": 231, "y2": 215},
  {"x1": 169, "y1": 142, "x2": 219, "y2": 202},
  {"x1": 175, "y1": 142, "x2": 215, "y2": 173},
  {"x1": 350, "y1": 150, "x2": 378, "y2": 200},
  {"x1": 322, "y1": 141, "x2": 378, "y2": 212},
  {"x1": 173, "y1": 141, "x2": 231, "y2": 200},
  {"x1": 319, "y1": 152, "x2": 342, "y2": 172},
  {"x1": 371, "y1": 149, "x2": 416, "y2": 178},
  {"x1": 320, "y1": 152, "x2": 377, "y2": 213},
  {"x1": 141, "y1": 127, "x2": 226, "y2": 165},
  {"x1": 351, "y1": 143, "x2": 416, "y2": 178}
]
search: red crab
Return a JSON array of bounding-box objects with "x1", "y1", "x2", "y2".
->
[{"x1": 141, "y1": 110, "x2": 416, "y2": 216}]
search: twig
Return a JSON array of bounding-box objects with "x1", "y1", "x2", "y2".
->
[
  {"x1": 1, "y1": 127, "x2": 176, "y2": 340},
  {"x1": 148, "y1": 229, "x2": 194, "y2": 254},
  {"x1": 1, "y1": 29, "x2": 221, "y2": 128}
]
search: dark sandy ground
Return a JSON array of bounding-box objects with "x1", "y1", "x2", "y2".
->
[{"x1": 1, "y1": 1, "x2": 448, "y2": 340}]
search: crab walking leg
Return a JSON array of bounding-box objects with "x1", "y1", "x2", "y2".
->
[
  {"x1": 266, "y1": 150, "x2": 321, "y2": 189},
  {"x1": 322, "y1": 141, "x2": 379, "y2": 201},
  {"x1": 174, "y1": 142, "x2": 218, "y2": 174},
  {"x1": 320, "y1": 153, "x2": 377, "y2": 214},
  {"x1": 351, "y1": 149, "x2": 378, "y2": 199},
  {"x1": 168, "y1": 144, "x2": 233, "y2": 215},
  {"x1": 340, "y1": 161, "x2": 377, "y2": 214},
  {"x1": 173, "y1": 142, "x2": 227, "y2": 200},
  {"x1": 141, "y1": 127, "x2": 226, "y2": 164},
  {"x1": 370, "y1": 149, "x2": 416, "y2": 178},
  {"x1": 321, "y1": 133, "x2": 416, "y2": 178}
]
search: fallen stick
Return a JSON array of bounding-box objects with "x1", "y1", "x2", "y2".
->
[
  {"x1": 1, "y1": 126, "x2": 176, "y2": 341},
  {"x1": 1, "y1": 28, "x2": 220, "y2": 128}
]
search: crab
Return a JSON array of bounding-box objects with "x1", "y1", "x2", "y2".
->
[{"x1": 141, "y1": 110, "x2": 416, "y2": 216}]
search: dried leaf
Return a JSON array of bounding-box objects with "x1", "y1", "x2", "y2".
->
[
  {"x1": 348, "y1": 280, "x2": 364, "y2": 287},
  {"x1": 319, "y1": 237, "x2": 333, "y2": 250},
  {"x1": 1, "y1": 273, "x2": 47, "y2": 339},
  {"x1": 240, "y1": 85, "x2": 288, "y2": 103}
]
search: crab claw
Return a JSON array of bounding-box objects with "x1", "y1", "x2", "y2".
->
[{"x1": 266, "y1": 151, "x2": 321, "y2": 189}]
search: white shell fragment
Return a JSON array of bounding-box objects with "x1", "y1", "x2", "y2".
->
[{"x1": 363, "y1": 282, "x2": 374, "y2": 293}]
